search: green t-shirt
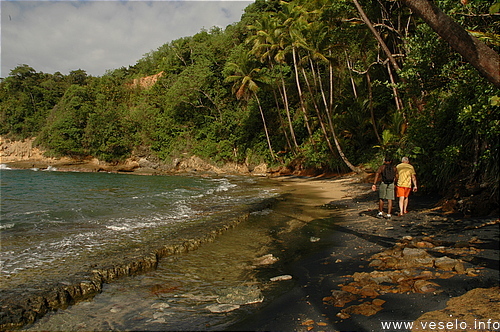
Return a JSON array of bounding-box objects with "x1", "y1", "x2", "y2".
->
[{"x1": 396, "y1": 163, "x2": 415, "y2": 188}]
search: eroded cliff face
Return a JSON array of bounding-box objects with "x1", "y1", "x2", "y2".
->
[
  {"x1": 0, "y1": 137, "x2": 52, "y2": 163},
  {"x1": 0, "y1": 136, "x2": 269, "y2": 176},
  {"x1": 127, "y1": 71, "x2": 164, "y2": 89},
  {"x1": 0, "y1": 136, "x2": 138, "y2": 171}
]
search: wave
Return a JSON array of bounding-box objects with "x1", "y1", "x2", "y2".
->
[
  {"x1": 0, "y1": 172, "x2": 276, "y2": 279},
  {"x1": 0, "y1": 164, "x2": 12, "y2": 170},
  {"x1": 43, "y1": 165, "x2": 58, "y2": 172},
  {"x1": 0, "y1": 223, "x2": 15, "y2": 230}
]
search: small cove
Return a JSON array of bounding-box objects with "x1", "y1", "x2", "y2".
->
[
  {"x1": 1, "y1": 169, "x2": 339, "y2": 330},
  {"x1": 21, "y1": 180, "x2": 339, "y2": 331}
]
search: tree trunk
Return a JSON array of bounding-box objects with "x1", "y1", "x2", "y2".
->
[
  {"x1": 345, "y1": 51, "x2": 358, "y2": 98},
  {"x1": 302, "y1": 63, "x2": 336, "y2": 156},
  {"x1": 292, "y1": 47, "x2": 313, "y2": 138},
  {"x1": 272, "y1": 88, "x2": 292, "y2": 154},
  {"x1": 366, "y1": 72, "x2": 382, "y2": 144},
  {"x1": 326, "y1": 58, "x2": 365, "y2": 174},
  {"x1": 254, "y1": 93, "x2": 276, "y2": 160},
  {"x1": 280, "y1": 75, "x2": 300, "y2": 151},
  {"x1": 386, "y1": 62, "x2": 403, "y2": 111},
  {"x1": 352, "y1": 0, "x2": 401, "y2": 73},
  {"x1": 400, "y1": 0, "x2": 500, "y2": 89}
]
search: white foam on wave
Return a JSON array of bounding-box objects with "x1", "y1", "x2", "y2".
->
[
  {"x1": 0, "y1": 223, "x2": 15, "y2": 230},
  {"x1": 43, "y1": 165, "x2": 58, "y2": 171},
  {"x1": 107, "y1": 225, "x2": 130, "y2": 231},
  {"x1": 0, "y1": 174, "x2": 252, "y2": 276},
  {"x1": 105, "y1": 218, "x2": 159, "y2": 232},
  {"x1": 0, "y1": 164, "x2": 12, "y2": 170},
  {"x1": 214, "y1": 178, "x2": 237, "y2": 192}
]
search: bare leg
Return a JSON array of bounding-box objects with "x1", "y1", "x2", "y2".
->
[
  {"x1": 399, "y1": 196, "x2": 405, "y2": 215},
  {"x1": 403, "y1": 197, "x2": 409, "y2": 214},
  {"x1": 387, "y1": 200, "x2": 393, "y2": 214},
  {"x1": 378, "y1": 199, "x2": 384, "y2": 213}
]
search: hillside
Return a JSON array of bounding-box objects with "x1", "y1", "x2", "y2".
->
[{"x1": 1, "y1": 0, "x2": 498, "y2": 214}]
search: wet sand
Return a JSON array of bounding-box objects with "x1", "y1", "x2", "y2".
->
[{"x1": 230, "y1": 175, "x2": 499, "y2": 332}]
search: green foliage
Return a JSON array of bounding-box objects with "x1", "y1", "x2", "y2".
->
[
  {"x1": 1, "y1": 0, "x2": 498, "y2": 206},
  {"x1": 37, "y1": 85, "x2": 94, "y2": 157}
]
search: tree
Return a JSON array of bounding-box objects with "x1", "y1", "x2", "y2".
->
[
  {"x1": 400, "y1": 0, "x2": 500, "y2": 88},
  {"x1": 247, "y1": 13, "x2": 300, "y2": 152},
  {"x1": 224, "y1": 49, "x2": 276, "y2": 160}
]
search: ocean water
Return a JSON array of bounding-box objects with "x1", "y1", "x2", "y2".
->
[
  {"x1": 0, "y1": 168, "x2": 277, "y2": 280},
  {"x1": 1, "y1": 167, "x2": 336, "y2": 331}
]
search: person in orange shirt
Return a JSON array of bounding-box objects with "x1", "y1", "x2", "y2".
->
[{"x1": 395, "y1": 157, "x2": 417, "y2": 216}]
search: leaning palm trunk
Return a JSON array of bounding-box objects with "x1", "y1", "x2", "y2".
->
[
  {"x1": 326, "y1": 109, "x2": 364, "y2": 174},
  {"x1": 325, "y1": 57, "x2": 364, "y2": 174},
  {"x1": 352, "y1": 0, "x2": 404, "y2": 111},
  {"x1": 268, "y1": 56, "x2": 298, "y2": 154},
  {"x1": 272, "y1": 88, "x2": 293, "y2": 153},
  {"x1": 292, "y1": 47, "x2": 313, "y2": 139},
  {"x1": 279, "y1": 73, "x2": 300, "y2": 151},
  {"x1": 301, "y1": 62, "x2": 336, "y2": 156},
  {"x1": 254, "y1": 93, "x2": 275, "y2": 160}
]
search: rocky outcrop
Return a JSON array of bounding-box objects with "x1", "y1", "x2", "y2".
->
[
  {"x1": 0, "y1": 137, "x2": 56, "y2": 163},
  {"x1": 1, "y1": 137, "x2": 269, "y2": 176},
  {"x1": 325, "y1": 235, "x2": 482, "y2": 320},
  {"x1": 412, "y1": 287, "x2": 500, "y2": 332},
  {"x1": 127, "y1": 72, "x2": 164, "y2": 89}
]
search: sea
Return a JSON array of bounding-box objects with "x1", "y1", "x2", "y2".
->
[{"x1": 0, "y1": 165, "x2": 335, "y2": 331}]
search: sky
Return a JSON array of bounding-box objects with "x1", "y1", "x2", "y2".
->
[{"x1": 1, "y1": 0, "x2": 253, "y2": 78}]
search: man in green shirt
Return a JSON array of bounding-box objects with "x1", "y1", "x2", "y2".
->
[{"x1": 396, "y1": 157, "x2": 417, "y2": 216}]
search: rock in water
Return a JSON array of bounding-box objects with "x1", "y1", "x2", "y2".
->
[
  {"x1": 206, "y1": 304, "x2": 240, "y2": 313},
  {"x1": 270, "y1": 275, "x2": 293, "y2": 282},
  {"x1": 253, "y1": 254, "x2": 279, "y2": 265},
  {"x1": 216, "y1": 285, "x2": 264, "y2": 305}
]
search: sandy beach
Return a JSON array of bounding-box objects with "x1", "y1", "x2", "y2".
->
[{"x1": 231, "y1": 175, "x2": 499, "y2": 332}]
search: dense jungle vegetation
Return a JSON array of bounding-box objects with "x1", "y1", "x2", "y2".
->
[{"x1": 1, "y1": 0, "x2": 499, "y2": 213}]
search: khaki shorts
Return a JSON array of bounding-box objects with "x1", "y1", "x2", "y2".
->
[{"x1": 379, "y1": 182, "x2": 395, "y2": 200}]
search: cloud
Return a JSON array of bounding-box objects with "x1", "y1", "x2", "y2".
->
[{"x1": 1, "y1": 0, "x2": 253, "y2": 77}]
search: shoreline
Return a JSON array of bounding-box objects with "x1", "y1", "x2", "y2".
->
[
  {"x1": 0, "y1": 171, "x2": 279, "y2": 330},
  {"x1": 1, "y1": 167, "x2": 498, "y2": 331},
  {"x1": 230, "y1": 176, "x2": 499, "y2": 332}
]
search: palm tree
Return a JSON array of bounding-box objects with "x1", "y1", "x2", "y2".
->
[
  {"x1": 299, "y1": 5, "x2": 364, "y2": 174},
  {"x1": 245, "y1": 14, "x2": 299, "y2": 151},
  {"x1": 224, "y1": 53, "x2": 276, "y2": 160},
  {"x1": 247, "y1": 14, "x2": 300, "y2": 152},
  {"x1": 276, "y1": 2, "x2": 314, "y2": 139}
]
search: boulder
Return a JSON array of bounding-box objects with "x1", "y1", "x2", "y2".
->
[
  {"x1": 402, "y1": 248, "x2": 429, "y2": 259},
  {"x1": 434, "y1": 256, "x2": 460, "y2": 271},
  {"x1": 413, "y1": 280, "x2": 440, "y2": 293}
]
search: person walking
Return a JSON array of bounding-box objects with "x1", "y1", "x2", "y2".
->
[
  {"x1": 395, "y1": 156, "x2": 417, "y2": 216},
  {"x1": 372, "y1": 156, "x2": 396, "y2": 219}
]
